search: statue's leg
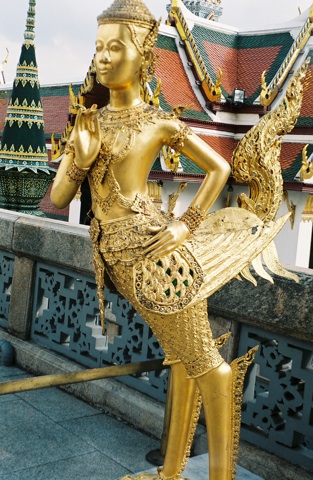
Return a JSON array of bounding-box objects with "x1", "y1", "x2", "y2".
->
[
  {"x1": 109, "y1": 261, "x2": 254, "y2": 480},
  {"x1": 194, "y1": 347, "x2": 257, "y2": 480},
  {"x1": 120, "y1": 362, "x2": 200, "y2": 480},
  {"x1": 121, "y1": 362, "x2": 201, "y2": 480},
  {"x1": 159, "y1": 361, "x2": 200, "y2": 479},
  {"x1": 195, "y1": 362, "x2": 233, "y2": 480},
  {"x1": 151, "y1": 300, "x2": 254, "y2": 480}
]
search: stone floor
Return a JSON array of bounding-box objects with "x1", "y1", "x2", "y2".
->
[{"x1": 0, "y1": 364, "x2": 263, "y2": 480}]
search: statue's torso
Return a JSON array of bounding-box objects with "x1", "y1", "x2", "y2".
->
[{"x1": 87, "y1": 103, "x2": 184, "y2": 221}]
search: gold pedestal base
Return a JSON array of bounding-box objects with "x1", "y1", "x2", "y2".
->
[{"x1": 119, "y1": 474, "x2": 187, "y2": 480}]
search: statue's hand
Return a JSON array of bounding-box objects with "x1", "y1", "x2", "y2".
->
[
  {"x1": 73, "y1": 104, "x2": 101, "y2": 169},
  {"x1": 143, "y1": 221, "x2": 190, "y2": 260}
]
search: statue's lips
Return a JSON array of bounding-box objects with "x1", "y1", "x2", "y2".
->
[{"x1": 98, "y1": 68, "x2": 112, "y2": 74}]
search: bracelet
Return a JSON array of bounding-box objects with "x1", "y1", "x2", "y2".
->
[
  {"x1": 179, "y1": 204, "x2": 206, "y2": 234},
  {"x1": 66, "y1": 160, "x2": 89, "y2": 185}
]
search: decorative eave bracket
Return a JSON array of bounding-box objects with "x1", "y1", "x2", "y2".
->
[
  {"x1": 260, "y1": 6, "x2": 313, "y2": 107},
  {"x1": 300, "y1": 144, "x2": 313, "y2": 181},
  {"x1": 169, "y1": 2, "x2": 222, "y2": 103}
]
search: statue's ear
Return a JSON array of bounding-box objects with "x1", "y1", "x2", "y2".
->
[{"x1": 144, "y1": 50, "x2": 154, "y2": 66}]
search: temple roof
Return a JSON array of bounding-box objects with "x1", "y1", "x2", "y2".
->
[
  {"x1": 0, "y1": 0, "x2": 313, "y2": 189},
  {"x1": 191, "y1": 25, "x2": 294, "y2": 105},
  {"x1": 153, "y1": 33, "x2": 211, "y2": 121}
]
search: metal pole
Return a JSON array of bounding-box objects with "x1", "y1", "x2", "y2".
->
[{"x1": 0, "y1": 358, "x2": 165, "y2": 395}]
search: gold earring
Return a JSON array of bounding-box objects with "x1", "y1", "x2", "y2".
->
[{"x1": 140, "y1": 56, "x2": 156, "y2": 83}]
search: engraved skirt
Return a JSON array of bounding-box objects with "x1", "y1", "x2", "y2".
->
[{"x1": 89, "y1": 205, "x2": 288, "y2": 376}]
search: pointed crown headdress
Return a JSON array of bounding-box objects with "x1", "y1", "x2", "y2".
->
[{"x1": 97, "y1": 0, "x2": 160, "y2": 56}]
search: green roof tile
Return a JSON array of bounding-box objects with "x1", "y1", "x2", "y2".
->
[
  {"x1": 156, "y1": 34, "x2": 179, "y2": 52},
  {"x1": 180, "y1": 155, "x2": 205, "y2": 174},
  {"x1": 40, "y1": 84, "x2": 81, "y2": 97},
  {"x1": 296, "y1": 117, "x2": 313, "y2": 127},
  {"x1": 151, "y1": 154, "x2": 205, "y2": 175}
]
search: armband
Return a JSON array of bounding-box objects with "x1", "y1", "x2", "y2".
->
[{"x1": 168, "y1": 123, "x2": 192, "y2": 151}]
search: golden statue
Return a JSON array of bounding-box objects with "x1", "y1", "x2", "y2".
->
[{"x1": 50, "y1": 1, "x2": 307, "y2": 478}]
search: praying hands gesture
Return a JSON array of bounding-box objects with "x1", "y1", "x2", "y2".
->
[{"x1": 73, "y1": 104, "x2": 101, "y2": 170}]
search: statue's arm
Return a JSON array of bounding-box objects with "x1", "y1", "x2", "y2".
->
[
  {"x1": 51, "y1": 106, "x2": 100, "y2": 209},
  {"x1": 143, "y1": 122, "x2": 230, "y2": 259},
  {"x1": 50, "y1": 147, "x2": 81, "y2": 209},
  {"x1": 179, "y1": 128, "x2": 230, "y2": 213}
]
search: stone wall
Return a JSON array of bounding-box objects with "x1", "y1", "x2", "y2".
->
[{"x1": 209, "y1": 269, "x2": 313, "y2": 343}]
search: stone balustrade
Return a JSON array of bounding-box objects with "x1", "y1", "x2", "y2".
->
[{"x1": 0, "y1": 208, "x2": 312, "y2": 477}]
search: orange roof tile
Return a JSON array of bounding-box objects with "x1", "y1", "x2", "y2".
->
[
  {"x1": 281, "y1": 142, "x2": 304, "y2": 171},
  {"x1": 238, "y1": 46, "x2": 282, "y2": 97},
  {"x1": 299, "y1": 64, "x2": 313, "y2": 120},
  {"x1": 155, "y1": 47, "x2": 203, "y2": 112},
  {"x1": 0, "y1": 98, "x2": 9, "y2": 131},
  {"x1": 203, "y1": 42, "x2": 282, "y2": 96},
  {"x1": 199, "y1": 134, "x2": 237, "y2": 163},
  {"x1": 202, "y1": 42, "x2": 237, "y2": 94}
]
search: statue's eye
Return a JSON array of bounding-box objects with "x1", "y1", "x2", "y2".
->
[{"x1": 110, "y1": 44, "x2": 121, "y2": 52}]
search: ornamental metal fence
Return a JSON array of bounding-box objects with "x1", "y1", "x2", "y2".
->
[
  {"x1": 0, "y1": 250, "x2": 15, "y2": 329},
  {"x1": 239, "y1": 324, "x2": 313, "y2": 471},
  {"x1": 31, "y1": 262, "x2": 167, "y2": 401}
]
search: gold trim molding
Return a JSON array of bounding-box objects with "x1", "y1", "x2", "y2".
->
[{"x1": 302, "y1": 194, "x2": 313, "y2": 222}]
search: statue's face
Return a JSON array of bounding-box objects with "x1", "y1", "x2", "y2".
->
[{"x1": 95, "y1": 23, "x2": 143, "y2": 89}]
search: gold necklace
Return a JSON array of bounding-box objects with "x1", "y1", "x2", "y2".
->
[
  {"x1": 90, "y1": 102, "x2": 157, "y2": 188},
  {"x1": 98, "y1": 102, "x2": 157, "y2": 133}
]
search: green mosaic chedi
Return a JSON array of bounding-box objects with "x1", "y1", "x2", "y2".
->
[
  {"x1": 0, "y1": 0, "x2": 55, "y2": 213},
  {"x1": 181, "y1": 1, "x2": 223, "y2": 20}
]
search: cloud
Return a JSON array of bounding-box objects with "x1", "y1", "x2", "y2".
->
[{"x1": 2, "y1": 0, "x2": 312, "y2": 86}]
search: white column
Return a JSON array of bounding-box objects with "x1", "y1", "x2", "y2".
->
[
  {"x1": 295, "y1": 221, "x2": 313, "y2": 268},
  {"x1": 68, "y1": 193, "x2": 81, "y2": 225}
]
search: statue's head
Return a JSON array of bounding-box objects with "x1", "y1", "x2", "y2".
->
[{"x1": 96, "y1": 0, "x2": 160, "y2": 85}]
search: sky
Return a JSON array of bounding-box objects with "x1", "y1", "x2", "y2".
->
[{"x1": 0, "y1": 0, "x2": 312, "y2": 86}]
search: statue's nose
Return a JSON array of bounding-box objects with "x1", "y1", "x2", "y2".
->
[{"x1": 103, "y1": 49, "x2": 111, "y2": 63}]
